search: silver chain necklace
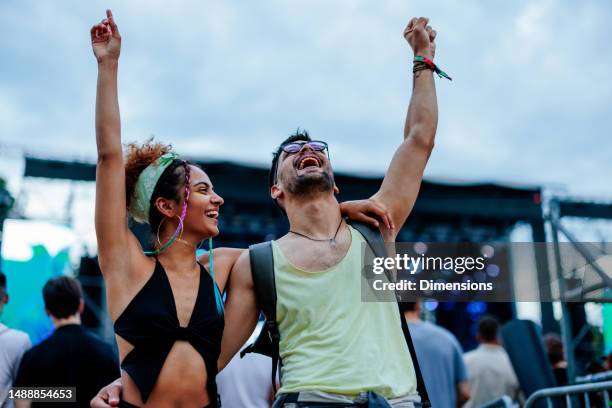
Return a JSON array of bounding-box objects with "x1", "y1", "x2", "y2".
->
[{"x1": 289, "y1": 218, "x2": 344, "y2": 248}]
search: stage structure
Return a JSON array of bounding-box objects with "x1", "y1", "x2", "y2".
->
[{"x1": 548, "y1": 199, "x2": 612, "y2": 382}]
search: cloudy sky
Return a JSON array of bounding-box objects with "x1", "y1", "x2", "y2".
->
[{"x1": 1, "y1": 0, "x2": 611, "y2": 209}]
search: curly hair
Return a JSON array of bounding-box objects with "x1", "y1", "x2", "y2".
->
[
  {"x1": 124, "y1": 140, "x2": 198, "y2": 235},
  {"x1": 124, "y1": 140, "x2": 173, "y2": 207}
]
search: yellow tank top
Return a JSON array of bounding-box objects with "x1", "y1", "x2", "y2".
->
[{"x1": 272, "y1": 225, "x2": 417, "y2": 398}]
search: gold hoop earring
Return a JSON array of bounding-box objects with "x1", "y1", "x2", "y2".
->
[
  {"x1": 157, "y1": 215, "x2": 184, "y2": 246},
  {"x1": 158, "y1": 215, "x2": 197, "y2": 250}
]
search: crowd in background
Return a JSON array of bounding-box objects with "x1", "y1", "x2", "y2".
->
[{"x1": 3, "y1": 268, "x2": 611, "y2": 407}]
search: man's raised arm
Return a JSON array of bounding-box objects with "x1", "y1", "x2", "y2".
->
[{"x1": 371, "y1": 17, "x2": 440, "y2": 238}]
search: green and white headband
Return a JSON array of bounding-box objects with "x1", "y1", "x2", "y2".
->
[{"x1": 129, "y1": 152, "x2": 180, "y2": 223}]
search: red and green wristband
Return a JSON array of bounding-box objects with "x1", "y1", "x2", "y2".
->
[{"x1": 414, "y1": 55, "x2": 452, "y2": 81}]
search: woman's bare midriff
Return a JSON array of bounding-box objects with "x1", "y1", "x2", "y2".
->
[{"x1": 118, "y1": 337, "x2": 210, "y2": 407}]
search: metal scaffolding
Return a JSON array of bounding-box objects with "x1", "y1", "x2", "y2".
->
[{"x1": 548, "y1": 198, "x2": 612, "y2": 383}]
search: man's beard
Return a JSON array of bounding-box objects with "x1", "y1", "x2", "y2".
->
[{"x1": 285, "y1": 171, "x2": 335, "y2": 196}]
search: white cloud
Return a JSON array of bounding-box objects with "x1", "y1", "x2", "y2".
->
[{"x1": 0, "y1": 0, "x2": 610, "y2": 205}]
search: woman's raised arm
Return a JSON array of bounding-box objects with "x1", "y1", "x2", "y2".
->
[{"x1": 91, "y1": 10, "x2": 132, "y2": 276}]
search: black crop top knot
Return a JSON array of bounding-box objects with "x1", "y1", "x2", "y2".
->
[{"x1": 113, "y1": 259, "x2": 224, "y2": 406}]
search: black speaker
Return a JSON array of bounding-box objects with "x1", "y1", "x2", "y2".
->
[{"x1": 502, "y1": 319, "x2": 558, "y2": 407}]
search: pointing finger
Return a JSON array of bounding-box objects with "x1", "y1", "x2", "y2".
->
[{"x1": 106, "y1": 9, "x2": 120, "y2": 37}]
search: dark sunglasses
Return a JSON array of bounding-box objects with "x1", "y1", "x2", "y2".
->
[{"x1": 280, "y1": 140, "x2": 329, "y2": 156}]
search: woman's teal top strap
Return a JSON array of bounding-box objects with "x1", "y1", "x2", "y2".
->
[{"x1": 208, "y1": 237, "x2": 224, "y2": 315}]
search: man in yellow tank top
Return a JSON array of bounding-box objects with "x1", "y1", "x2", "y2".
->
[
  {"x1": 92, "y1": 15, "x2": 440, "y2": 408},
  {"x1": 220, "y1": 15, "x2": 440, "y2": 408}
]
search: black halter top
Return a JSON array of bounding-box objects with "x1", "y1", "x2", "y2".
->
[{"x1": 113, "y1": 259, "x2": 224, "y2": 405}]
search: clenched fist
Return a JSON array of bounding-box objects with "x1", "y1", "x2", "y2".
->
[
  {"x1": 404, "y1": 17, "x2": 436, "y2": 60},
  {"x1": 91, "y1": 9, "x2": 121, "y2": 63}
]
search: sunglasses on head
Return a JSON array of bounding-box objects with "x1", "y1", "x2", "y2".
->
[{"x1": 280, "y1": 140, "x2": 329, "y2": 156}]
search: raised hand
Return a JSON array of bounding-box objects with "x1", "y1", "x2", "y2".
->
[
  {"x1": 404, "y1": 17, "x2": 436, "y2": 60},
  {"x1": 91, "y1": 9, "x2": 121, "y2": 63}
]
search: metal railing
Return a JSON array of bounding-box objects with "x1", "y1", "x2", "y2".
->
[
  {"x1": 575, "y1": 371, "x2": 612, "y2": 384},
  {"x1": 525, "y1": 380, "x2": 612, "y2": 408},
  {"x1": 478, "y1": 395, "x2": 513, "y2": 408}
]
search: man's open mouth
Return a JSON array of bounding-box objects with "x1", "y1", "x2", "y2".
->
[{"x1": 297, "y1": 155, "x2": 321, "y2": 170}]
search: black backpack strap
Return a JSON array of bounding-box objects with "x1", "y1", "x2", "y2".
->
[
  {"x1": 347, "y1": 220, "x2": 431, "y2": 407},
  {"x1": 399, "y1": 308, "x2": 431, "y2": 407},
  {"x1": 241, "y1": 241, "x2": 281, "y2": 392},
  {"x1": 249, "y1": 242, "x2": 276, "y2": 319}
]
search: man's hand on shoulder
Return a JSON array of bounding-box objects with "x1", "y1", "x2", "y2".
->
[
  {"x1": 90, "y1": 378, "x2": 122, "y2": 408},
  {"x1": 340, "y1": 199, "x2": 395, "y2": 231}
]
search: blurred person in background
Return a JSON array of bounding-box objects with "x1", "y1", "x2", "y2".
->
[
  {"x1": 216, "y1": 322, "x2": 276, "y2": 408},
  {"x1": 605, "y1": 352, "x2": 612, "y2": 371},
  {"x1": 402, "y1": 301, "x2": 470, "y2": 408},
  {"x1": 462, "y1": 315, "x2": 519, "y2": 408},
  {"x1": 216, "y1": 351, "x2": 275, "y2": 408},
  {"x1": 0, "y1": 271, "x2": 31, "y2": 408},
  {"x1": 543, "y1": 333, "x2": 568, "y2": 386},
  {"x1": 13, "y1": 276, "x2": 119, "y2": 408}
]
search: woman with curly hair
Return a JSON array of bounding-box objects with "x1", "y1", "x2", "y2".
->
[
  {"x1": 92, "y1": 10, "x2": 239, "y2": 407},
  {"x1": 91, "y1": 9, "x2": 389, "y2": 408}
]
